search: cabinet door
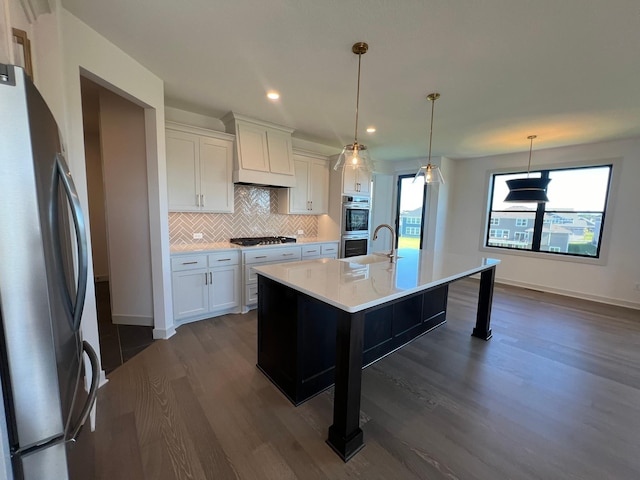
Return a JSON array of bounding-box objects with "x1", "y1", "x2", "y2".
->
[
  {"x1": 308, "y1": 159, "x2": 328, "y2": 214},
  {"x1": 209, "y1": 265, "x2": 240, "y2": 312},
  {"x1": 290, "y1": 157, "x2": 310, "y2": 213},
  {"x1": 356, "y1": 169, "x2": 371, "y2": 195},
  {"x1": 266, "y1": 129, "x2": 295, "y2": 175},
  {"x1": 342, "y1": 166, "x2": 370, "y2": 195},
  {"x1": 236, "y1": 122, "x2": 270, "y2": 172},
  {"x1": 166, "y1": 130, "x2": 200, "y2": 211},
  {"x1": 200, "y1": 136, "x2": 234, "y2": 213},
  {"x1": 172, "y1": 269, "x2": 209, "y2": 320}
]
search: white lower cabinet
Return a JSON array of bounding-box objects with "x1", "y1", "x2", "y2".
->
[
  {"x1": 301, "y1": 242, "x2": 339, "y2": 260},
  {"x1": 171, "y1": 251, "x2": 240, "y2": 322},
  {"x1": 243, "y1": 246, "x2": 302, "y2": 309}
]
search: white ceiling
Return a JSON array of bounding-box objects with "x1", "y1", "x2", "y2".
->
[{"x1": 61, "y1": 0, "x2": 640, "y2": 163}]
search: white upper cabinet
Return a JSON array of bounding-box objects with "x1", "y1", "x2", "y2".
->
[
  {"x1": 222, "y1": 112, "x2": 296, "y2": 187},
  {"x1": 166, "y1": 122, "x2": 234, "y2": 213},
  {"x1": 343, "y1": 166, "x2": 371, "y2": 196},
  {"x1": 278, "y1": 151, "x2": 329, "y2": 215}
]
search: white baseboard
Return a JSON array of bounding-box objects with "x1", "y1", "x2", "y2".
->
[
  {"x1": 153, "y1": 326, "x2": 176, "y2": 340},
  {"x1": 496, "y1": 277, "x2": 640, "y2": 311}
]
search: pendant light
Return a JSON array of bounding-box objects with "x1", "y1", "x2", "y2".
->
[
  {"x1": 333, "y1": 42, "x2": 374, "y2": 172},
  {"x1": 504, "y1": 135, "x2": 550, "y2": 203},
  {"x1": 414, "y1": 93, "x2": 445, "y2": 184}
]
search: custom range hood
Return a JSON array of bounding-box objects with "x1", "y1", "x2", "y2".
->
[{"x1": 222, "y1": 112, "x2": 296, "y2": 188}]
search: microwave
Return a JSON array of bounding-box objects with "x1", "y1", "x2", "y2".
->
[{"x1": 342, "y1": 196, "x2": 370, "y2": 235}]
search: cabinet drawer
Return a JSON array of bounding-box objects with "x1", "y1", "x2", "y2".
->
[
  {"x1": 301, "y1": 245, "x2": 321, "y2": 258},
  {"x1": 208, "y1": 251, "x2": 239, "y2": 266},
  {"x1": 244, "y1": 247, "x2": 301, "y2": 264},
  {"x1": 321, "y1": 243, "x2": 338, "y2": 255},
  {"x1": 246, "y1": 283, "x2": 259, "y2": 305},
  {"x1": 171, "y1": 255, "x2": 208, "y2": 271}
]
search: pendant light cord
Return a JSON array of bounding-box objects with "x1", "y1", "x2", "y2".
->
[
  {"x1": 526, "y1": 134, "x2": 536, "y2": 178},
  {"x1": 427, "y1": 96, "x2": 435, "y2": 166},
  {"x1": 353, "y1": 51, "x2": 362, "y2": 145}
]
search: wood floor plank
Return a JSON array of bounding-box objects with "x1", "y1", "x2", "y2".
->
[{"x1": 89, "y1": 279, "x2": 640, "y2": 479}]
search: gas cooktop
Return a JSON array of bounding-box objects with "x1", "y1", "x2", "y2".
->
[{"x1": 230, "y1": 236, "x2": 297, "y2": 247}]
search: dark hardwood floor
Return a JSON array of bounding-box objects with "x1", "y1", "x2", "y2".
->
[
  {"x1": 95, "y1": 281, "x2": 155, "y2": 374},
  {"x1": 85, "y1": 280, "x2": 640, "y2": 479}
]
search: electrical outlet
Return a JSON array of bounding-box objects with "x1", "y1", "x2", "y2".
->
[
  {"x1": 635, "y1": 282, "x2": 640, "y2": 291},
  {"x1": 297, "y1": 229, "x2": 304, "y2": 235},
  {"x1": 193, "y1": 232, "x2": 203, "y2": 239}
]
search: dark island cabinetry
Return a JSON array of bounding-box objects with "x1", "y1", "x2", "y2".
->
[{"x1": 257, "y1": 275, "x2": 448, "y2": 405}]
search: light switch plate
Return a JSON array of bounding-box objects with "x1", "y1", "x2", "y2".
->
[
  {"x1": 297, "y1": 229, "x2": 304, "y2": 235},
  {"x1": 193, "y1": 232, "x2": 203, "y2": 239}
]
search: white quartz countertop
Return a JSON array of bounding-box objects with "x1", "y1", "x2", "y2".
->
[
  {"x1": 253, "y1": 251, "x2": 500, "y2": 313},
  {"x1": 170, "y1": 238, "x2": 339, "y2": 254}
]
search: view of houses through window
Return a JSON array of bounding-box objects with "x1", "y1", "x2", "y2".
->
[
  {"x1": 486, "y1": 165, "x2": 612, "y2": 258},
  {"x1": 396, "y1": 175, "x2": 426, "y2": 252}
]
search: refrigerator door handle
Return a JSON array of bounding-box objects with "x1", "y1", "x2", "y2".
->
[
  {"x1": 67, "y1": 341, "x2": 100, "y2": 442},
  {"x1": 52, "y1": 153, "x2": 88, "y2": 332}
]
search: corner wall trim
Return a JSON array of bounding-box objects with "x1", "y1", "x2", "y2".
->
[{"x1": 153, "y1": 326, "x2": 176, "y2": 340}]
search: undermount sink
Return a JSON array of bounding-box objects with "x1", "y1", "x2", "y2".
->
[{"x1": 340, "y1": 252, "x2": 402, "y2": 265}]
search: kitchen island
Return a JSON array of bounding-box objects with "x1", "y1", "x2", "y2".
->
[{"x1": 254, "y1": 252, "x2": 500, "y2": 461}]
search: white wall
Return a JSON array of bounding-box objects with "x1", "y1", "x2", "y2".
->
[
  {"x1": 445, "y1": 137, "x2": 640, "y2": 309},
  {"x1": 100, "y1": 88, "x2": 154, "y2": 325},
  {"x1": 23, "y1": 3, "x2": 174, "y2": 366},
  {"x1": 84, "y1": 131, "x2": 109, "y2": 279}
]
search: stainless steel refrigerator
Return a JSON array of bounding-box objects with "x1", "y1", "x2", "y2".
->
[{"x1": 0, "y1": 64, "x2": 99, "y2": 479}]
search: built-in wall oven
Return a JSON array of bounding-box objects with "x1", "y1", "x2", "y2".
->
[
  {"x1": 341, "y1": 234, "x2": 369, "y2": 258},
  {"x1": 341, "y1": 196, "x2": 370, "y2": 257}
]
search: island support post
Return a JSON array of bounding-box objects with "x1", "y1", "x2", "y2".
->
[{"x1": 326, "y1": 310, "x2": 366, "y2": 461}]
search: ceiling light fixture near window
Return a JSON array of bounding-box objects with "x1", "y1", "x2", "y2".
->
[
  {"x1": 366, "y1": 127, "x2": 376, "y2": 133},
  {"x1": 333, "y1": 42, "x2": 374, "y2": 172},
  {"x1": 267, "y1": 91, "x2": 280, "y2": 100},
  {"x1": 504, "y1": 135, "x2": 551, "y2": 203},
  {"x1": 414, "y1": 93, "x2": 445, "y2": 185}
]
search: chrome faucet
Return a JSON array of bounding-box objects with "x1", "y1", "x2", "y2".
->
[{"x1": 372, "y1": 224, "x2": 397, "y2": 262}]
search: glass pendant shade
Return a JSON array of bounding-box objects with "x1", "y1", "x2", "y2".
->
[
  {"x1": 333, "y1": 42, "x2": 374, "y2": 173},
  {"x1": 504, "y1": 135, "x2": 550, "y2": 203},
  {"x1": 414, "y1": 92, "x2": 445, "y2": 185},
  {"x1": 334, "y1": 143, "x2": 373, "y2": 172},
  {"x1": 504, "y1": 177, "x2": 551, "y2": 202},
  {"x1": 413, "y1": 163, "x2": 445, "y2": 184}
]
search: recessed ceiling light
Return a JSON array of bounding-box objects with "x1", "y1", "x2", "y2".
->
[
  {"x1": 366, "y1": 127, "x2": 376, "y2": 133},
  {"x1": 267, "y1": 91, "x2": 280, "y2": 100}
]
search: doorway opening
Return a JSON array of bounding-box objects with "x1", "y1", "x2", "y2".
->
[
  {"x1": 395, "y1": 174, "x2": 427, "y2": 260},
  {"x1": 80, "y1": 76, "x2": 154, "y2": 374}
]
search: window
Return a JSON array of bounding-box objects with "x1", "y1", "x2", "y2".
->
[
  {"x1": 405, "y1": 217, "x2": 421, "y2": 224},
  {"x1": 489, "y1": 229, "x2": 510, "y2": 239},
  {"x1": 486, "y1": 165, "x2": 612, "y2": 258},
  {"x1": 406, "y1": 227, "x2": 420, "y2": 235}
]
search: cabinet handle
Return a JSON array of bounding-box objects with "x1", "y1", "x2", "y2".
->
[
  {"x1": 209, "y1": 272, "x2": 212, "y2": 283},
  {"x1": 282, "y1": 253, "x2": 295, "y2": 257},
  {"x1": 217, "y1": 258, "x2": 231, "y2": 262},
  {"x1": 309, "y1": 200, "x2": 313, "y2": 210},
  {"x1": 196, "y1": 194, "x2": 200, "y2": 206},
  {"x1": 307, "y1": 250, "x2": 318, "y2": 253},
  {"x1": 204, "y1": 272, "x2": 208, "y2": 285},
  {"x1": 254, "y1": 255, "x2": 267, "y2": 259},
  {"x1": 181, "y1": 261, "x2": 198, "y2": 265},
  {"x1": 201, "y1": 194, "x2": 205, "y2": 206}
]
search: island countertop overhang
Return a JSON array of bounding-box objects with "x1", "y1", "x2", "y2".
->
[{"x1": 253, "y1": 252, "x2": 500, "y2": 313}]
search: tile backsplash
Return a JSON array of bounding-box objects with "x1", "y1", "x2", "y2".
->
[{"x1": 169, "y1": 185, "x2": 318, "y2": 244}]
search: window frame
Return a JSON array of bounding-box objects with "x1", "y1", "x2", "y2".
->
[{"x1": 481, "y1": 159, "x2": 618, "y2": 265}]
